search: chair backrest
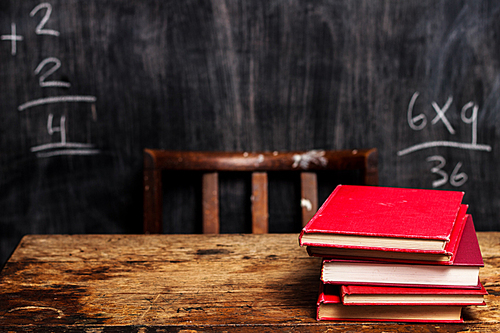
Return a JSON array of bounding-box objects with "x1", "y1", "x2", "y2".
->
[{"x1": 143, "y1": 149, "x2": 378, "y2": 234}]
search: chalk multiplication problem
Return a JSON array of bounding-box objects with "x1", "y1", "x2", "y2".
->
[
  {"x1": 398, "y1": 91, "x2": 492, "y2": 188},
  {"x1": 1, "y1": 2, "x2": 99, "y2": 158}
]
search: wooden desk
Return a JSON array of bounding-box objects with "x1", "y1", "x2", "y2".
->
[{"x1": 1, "y1": 233, "x2": 499, "y2": 332}]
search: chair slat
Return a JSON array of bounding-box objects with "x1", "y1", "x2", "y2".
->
[
  {"x1": 251, "y1": 172, "x2": 268, "y2": 234},
  {"x1": 364, "y1": 149, "x2": 379, "y2": 185},
  {"x1": 143, "y1": 168, "x2": 163, "y2": 234},
  {"x1": 300, "y1": 172, "x2": 318, "y2": 227},
  {"x1": 202, "y1": 172, "x2": 219, "y2": 234}
]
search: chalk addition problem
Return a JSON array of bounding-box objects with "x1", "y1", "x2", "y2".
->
[
  {"x1": 2, "y1": 2, "x2": 99, "y2": 158},
  {"x1": 397, "y1": 92, "x2": 492, "y2": 188}
]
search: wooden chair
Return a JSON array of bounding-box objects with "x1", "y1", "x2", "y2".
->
[{"x1": 143, "y1": 149, "x2": 378, "y2": 234}]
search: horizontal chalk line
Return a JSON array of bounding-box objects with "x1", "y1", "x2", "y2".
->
[
  {"x1": 397, "y1": 141, "x2": 492, "y2": 156},
  {"x1": 35, "y1": 149, "x2": 100, "y2": 158},
  {"x1": 31, "y1": 142, "x2": 95, "y2": 152},
  {"x1": 18, "y1": 95, "x2": 97, "y2": 111}
]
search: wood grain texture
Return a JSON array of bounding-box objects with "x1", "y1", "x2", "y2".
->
[
  {"x1": 301, "y1": 172, "x2": 318, "y2": 227},
  {"x1": 251, "y1": 172, "x2": 268, "y2": 234},
  {"x1": 144, "y1": 149, "x2": 378, "y2": 172},
  {"x1": 0, "y1": 233, "x2": 499, "y2": 332},
  {"x1": 202, "y1": 172, "x2": 220, "y2": 234}
]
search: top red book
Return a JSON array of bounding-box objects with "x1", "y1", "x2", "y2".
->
[{"x1": 299, "y1": 185, "x2": 465, "y2": 253}]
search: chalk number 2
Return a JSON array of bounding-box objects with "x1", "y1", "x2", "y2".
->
[
  {"x1": 426, "y1": 155, "x2": 468, "y2": 188},
  {"x1": 30, "y1": 3, "x2": 60, "y2": 36},
  {"x1": 34, "y1": 57, "x2": 70, "y2": 88}
]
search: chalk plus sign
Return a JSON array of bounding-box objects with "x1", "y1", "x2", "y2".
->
[{"x1": 1, "y1": 23, "x2": 24, "y2": 56}]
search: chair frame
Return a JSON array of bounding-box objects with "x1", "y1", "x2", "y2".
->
[{"x1": 143, "y1": 149, "x2": 378, "y2": 234}]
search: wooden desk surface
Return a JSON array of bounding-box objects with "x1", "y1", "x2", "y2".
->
[{"x1": 1, "y1": 233, "x2": 499, "y2": 332}]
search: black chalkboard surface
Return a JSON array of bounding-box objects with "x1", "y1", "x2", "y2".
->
[{"x1": 1, "y1": 0, "x2": 499, "y2": 266}]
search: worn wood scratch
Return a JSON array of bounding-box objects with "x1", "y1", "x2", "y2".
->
[
  {"x1": 137, "y1": 293, "x2": 162, "y2": 322},
  {"x1": 8, "y1": 306, "x2": 64, "y2": 319}
]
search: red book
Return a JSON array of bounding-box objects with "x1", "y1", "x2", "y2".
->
[
  {"x1": 340, "y1": 283, "x2": 487, "y2": 306},
  {"x1": 299, "y1": 185, "x2": 466, "y2": 259},
  {"x1": 317, "y1": 283, "x2": 464, "y2": 322},
  {"x1": 320, "y1": 215, "x2": 483, "y2": 288},
  {"x1": 307, "y1": 204, "x2": 468, "y2": 263}
]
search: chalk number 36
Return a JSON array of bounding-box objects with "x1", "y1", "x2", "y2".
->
[{"x1": 426, "y1": 155, "x2": 468, "y2": 188}]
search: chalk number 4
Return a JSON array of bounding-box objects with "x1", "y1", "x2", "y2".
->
[{"x1": 427, "y1": 155, "x2": 468, "y2": 188}]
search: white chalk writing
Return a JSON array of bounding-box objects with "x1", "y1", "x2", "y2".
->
[
  {"x1": 47, "y1": 113, "x2": 65, "y2": 142},
  {"x1": 398, "y1": 92, "x2": 492, "y2": 156},
  {"x1": 1, "y1": 23, "x2": 24, "y2": 56},
  {"x1": 31, "y1": 142, "x2": 96, "y2": 152},
  {"x1": 30, "y1": 3, "x2": 60, "y2": 36},
  {"x1": 30, "y1": 113, "x2": 100, "y2": 158},
  {"x1": 4, "y1": 2, "x2": 99, "y2": 158},
  {"x1": 431, "y1": 96, "x2": 455, "y2": 134},
  {"x1": 461, "y1": 101, "x2": 479, "y2": 145},
  {"x1": 35, "y1": 149, "x2": 100, "y2": 158},
  {"x1": 399, "y1": 91, "x2": 491, "y2": 188},
  {"x1": 34, "y1": 57, "x2": 71, "y2": 88},
  {"x1": 397, "y1": 141, "x2": 491, "y2": 157},
  {"x1": 427, "y1": 155, "x2": 448, "y2": 188},
  {"x1": 426, "y1": 155, "x2": 468, "y2": 188},
  {"x1": 18, "y1": 95, "x2": 97, "y2": 111}
]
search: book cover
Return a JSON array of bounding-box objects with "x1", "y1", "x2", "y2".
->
[
  {"x1": 306, "y1": 205, "x2": 469, "y2": 264},
  {"x1": 321, "y1": 215, "x2": 483, "y2": 288},
  {"x1": 341, "y1": 283, "x2": 487, "y2": 305},
  {"x1": 299, "y1": 185, "x2": 465, "y2": 253},
  {"x1": 452, "y1": 214, "x2": 484, "y2": 267},
  {"x1": 317, "y1": 283, "x2": 464, "y2": 322}
]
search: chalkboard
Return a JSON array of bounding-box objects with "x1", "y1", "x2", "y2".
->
[{"x1": 1, "y1": 0, "x2": 500, "y2": 266}]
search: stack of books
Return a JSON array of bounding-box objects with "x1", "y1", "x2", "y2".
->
[{"x1": 299, "y1": 185, "x2": 486, "y2": 323}]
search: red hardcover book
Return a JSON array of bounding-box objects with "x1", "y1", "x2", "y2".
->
[
  {"x1": 340, "y1": 283, "x2": 487, "y2": 306},
  {"x1": 299, "y1": 185, "x2": 465, "y2": 255},
  {"x1": 320, "y1": 215, "x2": 483, "y2": 288},
  {"x1": 317, "y1": 283, "x2": 464, "y2": 322},
  {"x1": 306, "y1": 204, "x2": 468, "y2": 263}
]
